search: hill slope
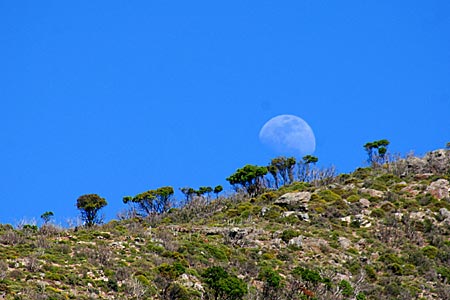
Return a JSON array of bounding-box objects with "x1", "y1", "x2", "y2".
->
[{"x1": 0, "y1": 149, "x2": 449, "y2": 300}]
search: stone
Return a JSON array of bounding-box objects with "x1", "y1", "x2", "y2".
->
[
  {"x1": 281, "y1": 211, "x2": 310, "y2": 221},
  {"x1": 440, "y1": 208, "x2": 450, "y2": 219},
  {"x1": 274, "y1": 192, "x2": 311, "y2": 211},
  {"x1": 338, "y1": 237, "x2": 351, "y2": 249},
  {"x1": 426, "y1": 179, "x2": 449, "y2": 200},
  {"x1": 359, "y1": 198, "x2": 371, "y2": 208},
  {"x1": 288, "y1": 236, "x2": 303, "y2": 248},
  {"x1": 360, "y1": 188, "x2": 384, "y2": 198}
]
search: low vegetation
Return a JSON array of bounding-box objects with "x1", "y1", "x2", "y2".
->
[{"x1": 0, "y1": 143, "x2": 449, "y2": 299}]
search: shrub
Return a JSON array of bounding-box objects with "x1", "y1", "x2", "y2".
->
[
  {"x1": 281, "y1": 229, "x2": 301, "y2": 243},
  {"x1": 318, "y1": 190, "x2": 341, "y2": 202},
  {"x1": 202, "y1": 266, "x2": 247, "y2": 300},
  {"x1": 370, "y1": 208, "x2": 385, "y2": 218},
  {"x1": 339, "y1": 279, "x2": 354, "y2": 297},
  {"x1": 421, "y1": 245, "x2": 439, "y2": 259},
  {"x1": 292, "y1": 267, "x2": 322, "y2": 284}
]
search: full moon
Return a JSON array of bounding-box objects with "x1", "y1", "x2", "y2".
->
[{"x1": 259, "y1": 114, "x2": 316, "y2": 156}]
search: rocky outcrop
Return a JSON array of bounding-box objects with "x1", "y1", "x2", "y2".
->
[
  {"x1": 274, "y1": 192, "x2": 311, "y2": 211},
  {"x1": 402, "y1": 149, "x2": 450, "y2": 175},
  {"x1": 426, "y1": 179, "x2": 449, "y2": 200}
]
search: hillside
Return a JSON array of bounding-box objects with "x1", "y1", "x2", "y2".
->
[{"x1": 0, "y1": 149, "x2": 449, "y2": 300}]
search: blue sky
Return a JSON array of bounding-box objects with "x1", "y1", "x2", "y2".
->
[{"x1": 1, "y1": 1, "x2": 449, "y2": 225}]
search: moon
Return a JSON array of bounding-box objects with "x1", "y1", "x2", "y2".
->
[{"x1": 259, "y1": 114, "x2": 316, "y2": 156}]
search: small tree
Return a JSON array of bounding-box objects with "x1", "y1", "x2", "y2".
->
[
  {"x1": 198, "y1": 186, "x2": 213, "y2": 198},
  {"x1": 213, "y1": 185, "x2": 223, "y2": 198},
  {"x1": 226, "y1": 164, "x2": 268, "y2": 196},
  {"x1": 40, "y1": 211, "x2": 54, "y2": 225},
  {"x1": 297, "y1": 155, "x2": 318, "y2": 182},
  {"x1": 364, "y1": 139, "x2": 390, "y2": 165},
  {"x1": 269, "y1": 156, "x2": 296, "y2": 186},
  {"x1": 123, "y1": 186, "x2": 174, "y2": 216},
  {"x1": 180, "y1": 187, "x2": 196, "y2": 204},
  {"x1": 76, "y1": 194, "x2": 107, "y2": 227}
]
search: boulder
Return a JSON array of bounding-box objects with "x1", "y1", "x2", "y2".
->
[
  {"x1": 281, "y1": 211, "x2": 310, "y2": 221},
  {"x1": 288, "y1": 236, "x2": 303, "y2": 248},
  {"x1": 426, "y1": 179, "x2": 449, "y2": 200},
  {"x1": 359, "y1": 198, "x2": 371, "y2": 208},
  {"x1": 274, "y1": 192, "x2": 311, "y2": 211},
  {"x1": 440, "y1": 208, "x2": 450, "y2": 220},
  {"x1": 338, "y1": 237, "x2": 351, "y2": 249},
  {"x1": 360, "y1": 188, "x2": 384, "y2": 198}
]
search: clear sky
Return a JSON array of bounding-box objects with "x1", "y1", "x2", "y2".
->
[{"x1": 1, "y1": 1, "x2": 449, "y2": 226}]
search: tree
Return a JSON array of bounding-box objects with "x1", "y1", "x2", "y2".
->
[
  {"x1": 76, "y1": 194, "x2": 107, "y2": 227},
  {"x1": 40, "y1": 211, "x2": 54, "y2": 224},
  {"x1": 269, "y1": 156, "x2": 296, "y2": 187},
  {"x1": 123, "y1": 186, "x2": 174, "y2": 216},
  {"x1": 226, "y1": 164, "x2": 268, "y2": 196},
  {"x1": 180, "y1": 187, "x2": 196, "y2": 204},
  {"x1": 364, "y1": 139, "x2": 390, "y2": 165},
  {"x1": 297, "y1": 155, "x2": 318, "y2": 182},
  {"x1": 198, "y1": 186, "x2": 213, "y2": 198},
  {"x1": 213, "y1": 185, "x2": 223, "y2": 198}
]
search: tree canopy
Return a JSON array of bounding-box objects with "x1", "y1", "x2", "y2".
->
[
  {"x1": 123, "y1": 186, "x2": 174, "y2": 216},
  {"x1": 76, "y1": 194, "x2": 107, "y2": 227},
  {"x1": 226, "y1": 164, "x2": 268, "y2": 196},
  {"x1": 364, "y1": 139, "x2": 390, "y2": 165}
]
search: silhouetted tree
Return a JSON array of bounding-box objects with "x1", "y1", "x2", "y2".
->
[
  {"x1": 123, "y1": 186, "x2": 174, "y2": 216},
  {"x1": 226, "y1": 164, "x2": 268, "y2": 196},
  {"x1": 180, "y1": 187, "x2": 196, "y2": 204},
  {"x1": 198, "y1": 186, "x2": 213, "y2": 198},
  {"x1": 297, "y1": 155, "x2": 318, "y2": 182},
  {"x1": 364, "y1": 139, "x2": 390, "y2": 165},
  {"x1": 76, "y1": 194, "x2": 107, "y2": 227},
  {"x1": 269, "y1": 156, "x2": 296, "y2": 186},
  {"x1": 213, "y1": 185, "x2": 223, "y2": 198},
  {"x1": 40, "y1": 211, "x2": 54, "y2": 225}
]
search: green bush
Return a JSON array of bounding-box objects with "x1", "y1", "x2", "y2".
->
[
  {"x1": 292, "y1": 267, "x2": 322, "y2": 285},
  {"x1": 281, "y1": 229, "x2": 301, "y2": 243},
  {"x1": 370, "y1": 208, "x2": 385, "y2": 218},
  {"x1": 339, "y1": 279, "x2": 354, "y2": 297},
  {"x1": 347, "y1": 194, "x2": 360, "y2": 203},
  {"x1": 202, "y1": 266, "x2": 247, "y2": 300},
  {"x1": 318, "y1": 190, "x2": 341, "y2": 202},
  {"x1": 421, "y1": 245, "x2": 439, "y2": 259}
]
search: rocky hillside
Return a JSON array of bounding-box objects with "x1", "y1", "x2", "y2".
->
[{"x1": 0, "y1": 149, "x2": 449, "y2": 300}]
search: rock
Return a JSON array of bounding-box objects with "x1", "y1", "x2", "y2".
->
[
  {"x1": 228, "y1": 227, "x2": 248, "y2": 240},
  {"x1": 260, "y1": 206, "x2": 269, "y2": 216},
  {"x1": 424, "y1": 149, "x2": 450, "y2": 174},
  {"x1": 440, "y1": 208, "x2": 450, "y2": 219},
  {"x1": 338, "y1": 237, "x2": 351, "y2": 249},
  {"x1": 299, "y1": 212, "x2": 310, "y2": 221},
  {"x1": 403, "y1": 149, "x2": 450, "y2": 175},
  {"x1": 340, "y1": 216, "x2": 351, "y2": 224},
  {"x1": 414, "y1": 173, "x2": 434, "y2": 180},
  {"x1": 401, "y1": 184, "x2": 423, "y2": 197},
  {"x1": 426, "y1": 179, "x2": 449, "y2": 200},
  {"x1": 359, "y1": 198, "x2": 371, "y2": 208},
  {"x1": 274, "y1": 192, "x2": 311, "y2": 211},
  {"x1": 281, "y1": 211, "x2": 297, "y2": 218},
  {"x1": 288, "y1": 236, "x2": 303, "y2": 248},
  {"x1": 281, "y1": 211, "x2": 310, "y2": 221},
  {"x1": 360, "y1": 188, "x2": 384, "y2": 198}
]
